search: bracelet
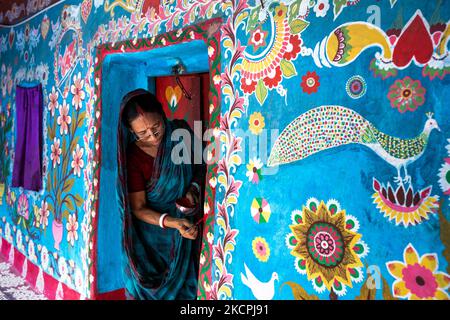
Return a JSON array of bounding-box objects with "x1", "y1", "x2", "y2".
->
[
  {"x1": 159, "y1": 213, "x2": 168, "y2": 228},
  {"x1": 191, "y1": 182, "x2": 201, "y2": 193}
]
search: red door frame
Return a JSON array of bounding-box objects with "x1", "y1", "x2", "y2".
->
[{"x1": 91, "y1": 18, "x2": 222, "y2": 300}]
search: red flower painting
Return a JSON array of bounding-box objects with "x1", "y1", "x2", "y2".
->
[
  {"x1": 283, "y1": 35, "x2": 302, "y2": 61},
  {"x1": 240, "y1": 77, "x2": 257, "y2": 94},
  {"x1": 263, "y1": 66, "x2": 282, "y2": 88},
  {"x1": 300, "y1": 71, "x2": 320, "y2": 94}
]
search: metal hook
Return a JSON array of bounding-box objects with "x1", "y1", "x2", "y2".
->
[
  {"x1": 176, "y1": 76, "x2": 192, "y2": 100},
  {"x1": 172, "y1": 59, "x2": 192, "y2": 100}
]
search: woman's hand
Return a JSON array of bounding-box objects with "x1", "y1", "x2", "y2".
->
[
  {"x1": 166, "y1": 216, "x2": 198, "y2": 240},
  {"x1": 185, "y1": 184, "x2": 200, "y2": 206},
  {"x1": 177, "y1": 218, "x2": 198, "y2": 240}
]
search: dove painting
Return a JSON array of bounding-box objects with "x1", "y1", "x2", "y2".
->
[{"x1": 241, "y1": 263, "x2": 278, "y2": 300}]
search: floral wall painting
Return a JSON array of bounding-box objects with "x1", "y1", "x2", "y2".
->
[
  {"x1": 0, "y1": 0, "x2": 449, "y2": 300},
  {"x1": 81, "y1": 0, "x2": 93, "y2": 24},
  {"x1": 239, "y1": 1, "x2": 307, "y2": 105},
  {"x1": 310, "y1": 9, "x2": 450, "y2": 81},
  {"x1": 41, "y1": 14, "x2": 50, "y2": 40},
  {"x1": 252, "y1": 236, "x2": 270, "y2": 262},
  {"x1": 372, "y1": 178, "x2": 440, "y2": 228},
  {"x1": 50, "y1": 14, "x2": 85, "y2": 98},
  {"x1": 281, "y1": 270, "x2": 397, "y2": 300},
  {"x1": 15, "y1": 23, "x2": 40, "y2": 63},
  {"x1": 0, "y1": 103, "x2": 12, "y2": 205},
  {"x1": 103, "y1": 0, "x2": 159, "y2": 18},
  {"x1": 248, "y1": 112, "x2": 265, "y2": 135},
  {"x1": 0, "y1": 1, "x2": 58, "y2": 26},
  {"x1": 386, "y1": 243, "x2": 450, "y2": 300},
  {"x1": 438, "y1": 139, "x2": 450, "y2": 196},
  {"x1": 300, "y1": 70, "x2": 320, "y2": 94},
  {"x1": 438, "y1": 201, "x2": 450, "y2": 275},
  {"x1": 387, "y1": 76, "x2": 426, "y2": 113},
  {"x1": 246, "y1": 158, "x2": 263, "y2": 184},
  {"x1": 286, "y1": 199, "x2": 368, "y2": 297}
]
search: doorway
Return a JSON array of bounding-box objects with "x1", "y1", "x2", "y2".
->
[{"x1": 94, "y1": 25, "x2": 221, "y2": 299}]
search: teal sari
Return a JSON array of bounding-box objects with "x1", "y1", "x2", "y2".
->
[{"x1": 118, "y1": 109, "x2": 198, "y2": 300}]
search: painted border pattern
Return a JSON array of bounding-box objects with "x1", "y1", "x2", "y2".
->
[{"x1": 92, "y1": 18, "x2": 222, "y2": 300}]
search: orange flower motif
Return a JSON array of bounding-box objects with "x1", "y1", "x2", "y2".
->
[
  {"x1": 387, "y1": 77, "x2": 425, "y2": 113},
  {"x1": 165, "y1": 85, "x2": 182, "y2": 111}
]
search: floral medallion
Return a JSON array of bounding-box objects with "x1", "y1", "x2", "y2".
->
[{"x1": 286, "y1": 198, "x2": 368, "y2": 296}]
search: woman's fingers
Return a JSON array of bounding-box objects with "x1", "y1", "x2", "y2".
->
[
  {"x1": 181, "y1": 225, "x2": 198, "y2": 240},
  {"x1": 180, "y1": 219, "x2": 193, "y2": 228},
  {"x1": 189, "y1": 228, "x2": 198, "y2": 240}
]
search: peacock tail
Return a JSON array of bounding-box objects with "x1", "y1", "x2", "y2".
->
[{"x1": 267, "y1": 106, "x2": 371, "y2": 166}]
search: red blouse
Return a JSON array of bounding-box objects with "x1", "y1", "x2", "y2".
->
[{"x1": 126, "y1": 142, "x2": 154, "y2": 193}]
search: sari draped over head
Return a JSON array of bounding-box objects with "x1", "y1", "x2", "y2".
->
[{"x1": 117, "y1": 89, "x2": 198, "y2": 300}]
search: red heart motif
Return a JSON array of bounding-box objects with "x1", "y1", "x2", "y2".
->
[
  {"x1": 388, "y1": 35, "x2": 397, "y2": 46},
  {"x1": 432, "y1": 31, "x2": 442, "y2": 46},
  {"x1": 8, "y1": 29, "x2": 14, "y2": 48},
  {"x1": 392, "y1": 11, "x2": 433, "y2": 68}
]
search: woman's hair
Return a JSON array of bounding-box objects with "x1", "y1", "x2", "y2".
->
[{"x1": 121, "y1": 89, "x2": 165, "y2": 128}]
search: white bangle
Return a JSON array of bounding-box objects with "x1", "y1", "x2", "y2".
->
[
  {"x1": 159, "y1": 213, "x2": 168, "y2": 228},
  {"x1": 191, "y1": 182, "x2": 201, "y2": 193}
]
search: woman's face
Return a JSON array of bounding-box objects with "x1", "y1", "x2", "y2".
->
[{"x1": 130, "y1": 112, "x2": 164, "y2": 147}]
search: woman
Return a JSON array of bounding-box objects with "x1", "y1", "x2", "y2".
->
[{"x1": 117, "y1": 88, "x2": 205, "y2": 300}]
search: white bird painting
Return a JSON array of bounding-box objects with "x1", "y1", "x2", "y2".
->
[
  {"x1": 268, "y1": 106, "x2": 440, "y2": 186},
  {"x1": 240, "y1": 263, "x2": 278, "y2": 300}
]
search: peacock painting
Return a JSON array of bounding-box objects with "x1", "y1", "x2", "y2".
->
[{"x1": 267, "y1": 106, "x2": 440, "y2": 185}]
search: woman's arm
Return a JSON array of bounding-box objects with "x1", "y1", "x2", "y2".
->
[{"x1": 128, "y1": 191, "x2": 198, "y2": 240}]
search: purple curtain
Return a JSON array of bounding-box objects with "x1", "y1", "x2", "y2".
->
[{"x1": 12, "y1": 84, "x2": 43, "y2": 191}]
